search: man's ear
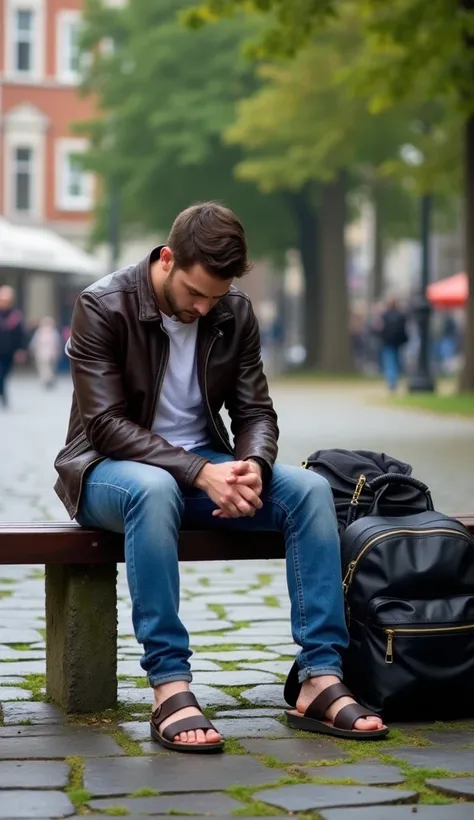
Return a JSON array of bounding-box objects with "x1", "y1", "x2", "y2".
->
[{"x1": 160, "y1": 246, "x2": 174, "y2": 273}]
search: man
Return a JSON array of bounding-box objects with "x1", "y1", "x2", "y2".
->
[
  {"x1": 54, "y1": 202, "x2": 387, "y2": 753},
  {"x1": 0, "y1": 285, "x2": 26, "y2": 408},
  {"x1": 379, "y1": 297, "x2": 408, "y2": 393}
]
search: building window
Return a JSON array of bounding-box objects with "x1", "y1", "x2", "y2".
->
[
  {"x1": 13, "y1": 146, "x2": 33, "y2": 212},
  {"x1": 55, "y1": 139, "x2": 94, "y2": 211},
  {"x1": 14, "y1": 8, "x2": 35, "y2": 73},
  {"x1": 56, "y1": 11, "x2": 82, "y2": 83},
  {"x1": 6, "y1": 0, "x2": 45, "y2": 81}
]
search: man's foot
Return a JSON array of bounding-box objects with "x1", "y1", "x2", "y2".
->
[
  {"x1": 153, "y1": 681, "x2": 222, "y2": 746},
  {"x1": 297, "y1": 675, "x2": 385, "y2": 732}
]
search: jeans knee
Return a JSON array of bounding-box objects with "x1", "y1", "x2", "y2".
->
[
  {"x1": 302, "y1": 470, "x2": 334, "y2": 505},
  {"x1": 128, "y1": 465, "x2": 183, "y2": 516}
]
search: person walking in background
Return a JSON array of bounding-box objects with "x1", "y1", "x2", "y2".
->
[
  {"x1": 0, "y1": 285, "x2": 26, "y2": 408},
  {"x1": 29, "y1": 317, "x2": 62, "y2": 389},
  {"x1": 378, "y1": 297, "x2": 408, "y2": 393}
]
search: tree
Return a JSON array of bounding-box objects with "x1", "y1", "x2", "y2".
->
[
  {"x1": 189, "y1": 0, "x2": 474, "y2": 389},
  {"x1": 79, "y1": 0, "x2": 294, "y2": 265},
  {"x1": 223, "y1": 17, "x2": 422, "y2": 371}
]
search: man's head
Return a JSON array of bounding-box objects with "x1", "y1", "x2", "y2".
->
[
  {"x1": 0, "y1": 286, "x2": 15, "y2": 311},
  {"x1": 152, "y1": 202, "x2": 250, "y2": 323}
]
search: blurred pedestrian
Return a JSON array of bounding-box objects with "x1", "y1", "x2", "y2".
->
[
  {"x1": 0, "y1": 285, "x2": 26, "y2": 408},
  {"x1": 378, "y1": 297, "x2": 408, "y2": 393},
  {"x1": 29, "y1": 316, "x2": 62, "y2": 389}
]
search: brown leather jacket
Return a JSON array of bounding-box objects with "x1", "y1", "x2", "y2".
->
[{"x1": 54, "y1": 249, "x2": 279, "y2": 518}]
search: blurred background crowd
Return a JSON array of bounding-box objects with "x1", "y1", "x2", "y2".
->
[{"x1": 0, "y1": 0, "x2": 473, "y2": 399}]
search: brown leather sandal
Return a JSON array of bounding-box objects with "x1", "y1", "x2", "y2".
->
[
  {"x1": 150, "y1": 691, "x2": 224, "y2": 754},
  {"x1": 286, "y1": 681, "x2": 389, "y2": 740}
]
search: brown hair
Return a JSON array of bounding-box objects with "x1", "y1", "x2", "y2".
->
[{"x1": 167, "y1": 201, "x2": 251, "y2": 280}]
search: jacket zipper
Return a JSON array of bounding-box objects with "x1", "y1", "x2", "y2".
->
[
  {"x1": 384, "y1": 622, "x2": 474, "y2": 664},
  {"x1": 202, "y1": 329, "x2": 233, "y2": 454},
  {"x1": 74, "y1": 328, "x2": 171, "y2": 518},
  {"x1": 147, "y1": 329, "x2": 170, "y2": 428},
  {"x1": 342, "y1": 528, "x2": 473, "y2": 595}
]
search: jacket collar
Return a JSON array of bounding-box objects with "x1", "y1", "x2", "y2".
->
[{"x1": 136, "y1": 247, "x2": 233, "y2": 326}]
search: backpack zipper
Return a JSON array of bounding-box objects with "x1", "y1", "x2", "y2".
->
[
  {"x1": 342, "y1": 528, "x2": 473, "y2": 595},
  {"x1": 385, "y1": 623, "x2": 474, "y2": 664}
]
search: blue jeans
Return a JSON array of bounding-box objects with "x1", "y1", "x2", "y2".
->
[
  {"x1": 76, "y1": 447, "x2": 349, "y2": 687},
  {"x1": 381, "y1": 345, "x2": 400, "y2": 391}
]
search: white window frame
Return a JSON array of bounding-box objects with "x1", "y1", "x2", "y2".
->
[
  {"x1": 56, "y1": 9, "x2": 82, "y2": 85},
  {"x1": 4, "y1": 0, "x2": 45, "y2": 82},
  {"x1": 55, "y1": 138, "x2": 94, "y2": 212},
  {"x1": 3, "y1": 104, "x2": 47, "y2": 221}
]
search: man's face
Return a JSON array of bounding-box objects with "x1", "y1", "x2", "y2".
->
[{"x1": 163, "y1": 263, "x2": 232, "y2": 324}]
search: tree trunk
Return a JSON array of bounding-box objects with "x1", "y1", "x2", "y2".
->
[
  {"x1": 372, "y1": 185, "x2": 385, "y2": 300},
  {"x1": 319, "y1": 171, "x2": 354, "y2": 373},
  {"x1": 459, "y1": 113, "x2": 474, "y2": 391},
  {"x1": 287, "y1": 186, "x2": 322, "y2": 368}
]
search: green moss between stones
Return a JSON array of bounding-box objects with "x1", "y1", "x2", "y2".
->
[
  {"x1": 222, "y1": 737, "x2": 247, "y2": 755},
  {"x1": 219, "y1": 685, "x2": 248, "y2": 703},
  {"x1": 109, "y1": 727, "x2": 144, "y2": 756},
  {"x1": 256, "y1": 574, "x2": 273, "y2": 587},
  {"x1": 9, "y1": 643, "x2": 31, "y2": 651},
  {"x1": 68, "y1": 702, "x2": 149, "y2": 727},
  {"x1": 207, "y1": 603, "x2": 227, "y2": 619},
  {"x1": 18, "y1": 674, "x2": 46, "y2": 700},
  {"x1": 227, "y1": 775, "x2": 313, "y2": 816},
  {"x1": 198, "y1": 577, "x2": 211, "y2": 587},
  {"x1": 0, "y1": 590, "x2": 13, "y2": 599},
  {"x1": 28, "y1": 569, "x2": 45, "y2": 580},
  {"x1": 263, "y1": 596, "x2": 280, "y2": 608},
  {"x1": 131, "y1": 787, "x2": 160, "y2": 797},
  {"x1": 65, "y1": 756, "x2": 92, "y2": 811},
  {"x1": 103, "y1": 807, "x2": 130, "y2": 816}
]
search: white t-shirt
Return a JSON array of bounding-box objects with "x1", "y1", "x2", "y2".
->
[{"x1": 152, "y1": 312, "x2": 211, "y2": 451}]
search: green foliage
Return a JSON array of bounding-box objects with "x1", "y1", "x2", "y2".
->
[{"x1": 79, "y1": 0, "x2": 294, "y2": 258}]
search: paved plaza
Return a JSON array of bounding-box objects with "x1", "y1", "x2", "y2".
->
[{"x1": 0, "y1": 374, "x2": 474, "y2": 818}]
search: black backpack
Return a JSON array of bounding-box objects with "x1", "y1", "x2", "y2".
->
[
  {"x1": 305, "y1": 449, "x2": 428, "y2": 534},
  {"x1": 306, "y1": 451, "x2": 474, "y2": 720}
]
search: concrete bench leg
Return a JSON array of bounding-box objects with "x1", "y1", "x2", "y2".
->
[{"x1": 45, "y1": 563, "x2": 117, "y2": 713}]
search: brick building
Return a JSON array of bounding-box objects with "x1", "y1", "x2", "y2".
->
[
  {"x1": 0, "y1": 0, "x2": 109, "y2": 326},
  {"x1": 0, "y1": 0, "x2": 96, "y2": 243}
]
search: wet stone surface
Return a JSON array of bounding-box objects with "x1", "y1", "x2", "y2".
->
[{"x1": 1, "y1": 377, "x2": 474, "y2": 817}]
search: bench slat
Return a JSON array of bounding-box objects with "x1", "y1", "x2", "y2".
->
[
  {"x1": 0, "y1": 515, "x2": 472, "y2": 565},
  {"x1": 0, "y1": 522, "x2": 284, "y2": 563}
]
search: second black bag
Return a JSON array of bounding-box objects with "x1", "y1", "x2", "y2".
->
[{"x1": 341, "y1": 473, "x2": 474, "y2": 721}]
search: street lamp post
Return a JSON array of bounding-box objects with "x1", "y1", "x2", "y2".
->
[{"x1": 408, "y1": 192, "x2": 436, "y2": 392}]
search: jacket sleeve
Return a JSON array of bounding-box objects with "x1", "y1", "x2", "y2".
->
[
  {"x1": 68, "y1": 291, "x2": 209, "y2": 487},
  {"x1": 225, "y1": 300, "x2": 279, "y2": 479}
]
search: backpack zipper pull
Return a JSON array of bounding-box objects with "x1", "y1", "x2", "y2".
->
[
  {"x1": 342, "y1": 561, "x2": 356, "y2": 593},
  {"x1": 351, "y1": 474, "x2": 367, "y2": 506},
  {"x1": 385, "y1": 629, "x2": 394, "y2": 664}
]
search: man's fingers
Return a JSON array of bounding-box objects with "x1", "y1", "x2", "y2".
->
[
  {"x1": 226, "y1": 473, "x2": 262, "y2": 491},
  {"x1": 230, "y1": 461, "x2": 251, "y2": 475},
  {"x1": 237, "y1": 484, "x2": 263, "y2": 509},
  {"x1": 218, "y1": 494, "x2": 241, "y2": 518}
]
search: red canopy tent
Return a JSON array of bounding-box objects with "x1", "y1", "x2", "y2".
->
[{"x1": 426, "y1": 272, "x2": 468, "y2": 309}]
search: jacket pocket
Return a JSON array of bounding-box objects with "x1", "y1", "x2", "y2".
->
[{"x1": 55, "y1": 431, "x2": 90, "y2": 465}]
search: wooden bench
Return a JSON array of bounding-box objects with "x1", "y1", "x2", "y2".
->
[{"x1": 0, "y1": 516, "x2": 473, "y2": 714}]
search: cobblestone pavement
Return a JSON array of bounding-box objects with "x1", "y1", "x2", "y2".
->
[{"x1": 0, "y1": 374, "x2": 474, "y2": 818}]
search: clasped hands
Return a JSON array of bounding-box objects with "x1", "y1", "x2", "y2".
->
[{"x1": 194, "y1": 459, "x2": 263, "y2": 519}]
